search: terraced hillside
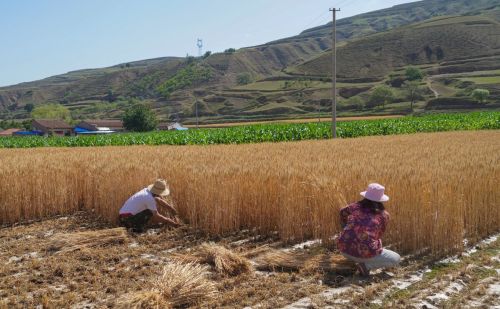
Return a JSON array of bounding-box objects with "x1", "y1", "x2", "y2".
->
[
  {"x1": 290, "y1": 13, "x2": 500, "y2": 79},
  {"x1": 1, "y1": 0, "x2": 499, "y2": 124}
]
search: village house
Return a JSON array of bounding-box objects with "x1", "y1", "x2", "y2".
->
[
  {"x1": 158, "y1": 122, "x2": 188, "y2": 131},
  {"x1": 32, "y1": 119, "x2": 74, "y2": 137},
  {"x1": 0, "y1": 128, "x2": 22, "y2": 137},
  {"x1": 75, "y1": 119, "x2": 125, "y2": 133}
]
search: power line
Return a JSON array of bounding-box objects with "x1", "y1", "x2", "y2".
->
[
  {"x1": 336, "y1": 0, "x2": 352, "y2": 9},
  {"x1": 302, "y1": 10, "x2": 330, "y2": 30}
]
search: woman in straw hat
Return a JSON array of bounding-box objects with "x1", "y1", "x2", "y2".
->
[
  {"x1": 119, "y1": 179, "x2": 181, "y2": 233},
  {"x1": 337, "y1": 183, "x2": 400, "y2": 277}
]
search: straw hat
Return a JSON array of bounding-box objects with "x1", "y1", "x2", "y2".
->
[
  {"x1": 148, "y1": 179, "x2": 170, "y2": 196},
  {"x1": 360, "y1": 183, "x2": 389, "y2": 202}
]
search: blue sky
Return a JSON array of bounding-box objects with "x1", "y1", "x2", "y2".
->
[{"x1": 0, "y1": 0, "x2": 417, "y2": 87}]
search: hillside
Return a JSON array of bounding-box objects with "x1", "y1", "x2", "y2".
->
[
  {"x1": 271, "y1": 0, "x2": 500, "y2": 44},
  {"x1": 291, "y1": 13, "x2": 500, "y2": 78},
  {"x1": 1, "y1": 0, "x2": 500, "y2": 124}
]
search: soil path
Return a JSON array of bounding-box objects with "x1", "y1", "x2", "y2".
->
[{"x1": 427, "y1": 77, "x2": 440, "y2": 99}]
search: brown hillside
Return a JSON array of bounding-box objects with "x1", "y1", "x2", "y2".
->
[{"x1": 291, "y1": 14, "x2": 500, "y2": 79}]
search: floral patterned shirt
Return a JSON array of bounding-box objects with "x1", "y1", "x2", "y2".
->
[{"x1": 337, "y1": 202, "x2": 389, "y2": 259}]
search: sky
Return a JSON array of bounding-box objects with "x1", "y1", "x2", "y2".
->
[{"x1": 0, "y1": 0, "x2": 418, "y2": 87}]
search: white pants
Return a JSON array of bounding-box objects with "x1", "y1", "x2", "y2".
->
[{"x1": 342, "y1": 249, "x2": 401, "y2": 270}]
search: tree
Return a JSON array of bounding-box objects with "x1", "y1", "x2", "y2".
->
[
  {"x1": 369, "y1": 86, "x2": 394, "y2": 108},
  {"x1": 404, "y1": 81, "x2": 422, "y2": 111},
  {"x1": 122, "y1": 104, "x2": 158, "y2": 132},
  {"x1": 22, "y1": 119, "x2": 32, "y2": 130},
  {"x1": 106, "y1": 89, "x2": 116, "y2": 103},
  {"x1": 471, "y1": 89, "x2": 490, "y2": 103},
  {"x1": 224, "y1": 48, "x2": 236, "y2": 53},
  {"x1": 236, "y1": 73, "x2": 252, "y2": 85},
  {"x1": 405, "y1": 66, "x2": 424, "y2": 81},
  {"x1": 24, "y1": 103, "x2": 35, "y2": 113},
  {"x1": 346, "y1": 96, "x2": 364, "y2": 110},
  {"x1": 203, "y1": 51, "x2": 212, "y2": 59},
  {"x1": 31, "y1": 103, "x2": 71, "y2": 122}
]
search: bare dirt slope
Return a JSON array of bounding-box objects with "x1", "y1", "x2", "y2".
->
[{"x1": 1, "y1": 213, "x2": 498, "y2": 309}]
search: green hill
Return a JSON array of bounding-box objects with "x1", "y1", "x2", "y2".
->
[{"x1": 1, "y1": 0, "x2": 500, "y2": 124}]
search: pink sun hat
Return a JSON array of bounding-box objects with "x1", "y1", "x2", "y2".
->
[{"x1": 360, "y1": 183, "x2": 389, "y2": 202}]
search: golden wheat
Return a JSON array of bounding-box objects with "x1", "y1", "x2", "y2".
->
[
  {"x1": 0, "y1": 131, "x2": 499, "y2": 257},
  {"x1": 173, "y1": 242, "x2": 253, "y2": 276},
  {"x1": 154, "y1": 262, "x2": 217, "y2": 307}
]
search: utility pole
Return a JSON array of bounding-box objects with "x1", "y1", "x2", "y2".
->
[{"x1": 330, "y1": 8, "x2": 340, "y2": 138}]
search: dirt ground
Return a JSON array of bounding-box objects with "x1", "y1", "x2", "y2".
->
[{"x1": 0, "y1": 213, "x2": 498, "y2": 309}]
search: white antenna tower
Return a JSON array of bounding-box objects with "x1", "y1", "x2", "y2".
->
[{"x1": 197, "y1": 39, "x2": 203, "y2": 57}]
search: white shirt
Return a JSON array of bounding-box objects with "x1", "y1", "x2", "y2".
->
[{"x1": 119, "y1": 188, "x2": 157, "y2": 215}]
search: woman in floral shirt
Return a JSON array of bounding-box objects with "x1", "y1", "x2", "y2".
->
[{"x1": 337, "y1": 183, "x2": 400, "y2": 276}]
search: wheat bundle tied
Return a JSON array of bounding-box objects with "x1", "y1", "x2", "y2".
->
[{"x1": 174, "y1": 242, "x2": 253, "y2": 276}]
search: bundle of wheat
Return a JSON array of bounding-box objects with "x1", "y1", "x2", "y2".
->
[
  {"x1": 117, "y1": 291, "x2": 170, "y2": 309},
  {"x1": 175, "y1": 243, "x2": 253, "y2": 276},
  {"x1": 301, "y1": 254, "x2": 357, "y2": 275},
  {"x1": 154, "y1": 262, "x2": 217, "y2": 308},
  {"x1": 254, "y1": 250, "x2": 310, "y2": 272},
  {"x1": 48, "y1": 228, "x2": 127, "y2": 254},
  {"x1": 242, "y1": 245, "x2": 272, "y2": 259}
]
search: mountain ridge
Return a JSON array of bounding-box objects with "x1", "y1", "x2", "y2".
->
[{"x1": 1, "y1": 0, "x2": 499, "y2": 123}]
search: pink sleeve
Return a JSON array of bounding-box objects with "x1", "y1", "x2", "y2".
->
[{"x1": 380, "y1": 211, "x2": 390, "y2": 234}]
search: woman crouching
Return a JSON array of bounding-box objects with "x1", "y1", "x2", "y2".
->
[{"x1": 337, "y1": 183, "x2": 400, "y2": 277}]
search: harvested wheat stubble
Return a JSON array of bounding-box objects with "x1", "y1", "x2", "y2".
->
[
  {"x1": 118, "y1": 291, "x2": 169, "y2": 309},
  {"x1": 174, "y1": 242, "x2": 253, "y2": 276},
  {"x1": 48, "y1": 227, "x2": 128, "y2": 254},
  {"x1": 153, "y1": 262, "x2": 217, "y2": 308},
  {"x1": 242, "y1": 245, "x2": 273, "y2": 259}
]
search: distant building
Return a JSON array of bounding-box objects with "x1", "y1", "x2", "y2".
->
[
  {"x1": 32, "y1": 119, "x2": 73, "y2": 137},
  {"x1": 158, "y1": 122, "x2": 188, "y2": 131},
  {"x1": 76, "y1": 120, "x2": 125, "y2": 132},
  {"x1": 0, "y1": 128, "x2": 22, "y2": 137}
]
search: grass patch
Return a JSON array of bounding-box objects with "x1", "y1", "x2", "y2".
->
[{"x1": 458, "y1": 76, "x2": 500, "y2": 84}]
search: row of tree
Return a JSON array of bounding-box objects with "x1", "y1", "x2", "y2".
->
[
  {"x1": 368, "y1": 67, "x2": 489, "y2": 110},
  {"x1": 0, "y1": 102, "x2": 159, "y2": 132}
]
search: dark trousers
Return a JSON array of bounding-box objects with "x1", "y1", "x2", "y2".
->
[{"x1": 119, "y1": 209, "x2": 153, "y2": 232}]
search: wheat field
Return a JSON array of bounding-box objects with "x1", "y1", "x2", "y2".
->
[{"x1": 0, "y1": 131, "x2": 498, "y2": 257}]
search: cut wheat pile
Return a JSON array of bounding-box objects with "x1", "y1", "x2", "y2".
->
[
  {"x1": 302, "y1": 254, "x2": 357, "y2": 275},
  {"x1": 118, "y1": 262, "x2": 216, "y2": 309},
  {"x1": 1, "y1": 131, "x2": 499, "y2": 257},
  {"x1": 48, "y1": 228, "x2": 127, "y2": 254},
  {"x1": 174, "y1": 243, "x2": 252, "y2": 276},
  {"x1": 154, "y1": 262, "x2": 216, "y2": 308},
  {"x1": 254, "y1": 250, "x2": 356, "y2": 274},
  {"x1": 254, "y1": 250, "x2": 310, "y2": 272}
]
